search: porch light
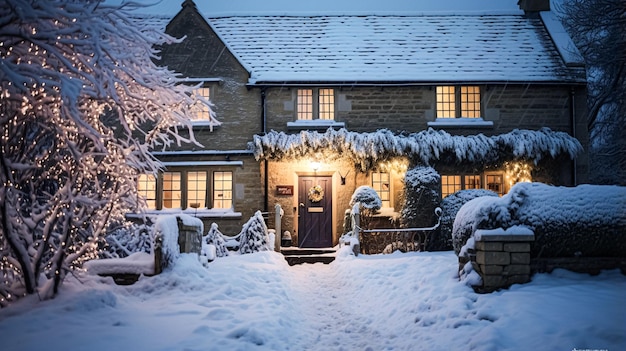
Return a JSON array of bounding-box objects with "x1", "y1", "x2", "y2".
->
[{"x1": 310, "y1": 161, "x2": 321, "y2": 172}]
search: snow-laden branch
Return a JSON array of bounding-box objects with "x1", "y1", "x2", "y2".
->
[{"x1": 250, "y1": 127, "x2": 582, "y2": 170}]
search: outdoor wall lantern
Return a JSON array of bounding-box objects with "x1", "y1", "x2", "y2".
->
[{"x1": 310, "y1": 161, "x2": 321, "y2": 173}]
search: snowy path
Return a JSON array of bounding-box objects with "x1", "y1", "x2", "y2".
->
[
  {"x1": 0, "y1": 250, "x2": 624, "y2": 351},
  {"x1": 289, "y1": 263, "x2": 383, "y2": 350}
]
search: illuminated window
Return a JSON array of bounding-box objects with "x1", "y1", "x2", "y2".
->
[
  {"x1": 137, "y1": 174, "x2": 157, "y2": 210},
  {"x1": 436, "y1": 86, "x2": 456, "y2": 118},
  {"x1": 162, "y1": 172, "x2": 182, "y2": 208},
  {"x1": 297, "y1": 88, "x2": 335, "y2": 120},
  {"x1": 441, "y1": 175, "x2": 462, "y2": 198},
  {"x1": 213, "y1": 171, "x2": 233, "y2": 209},
  {"x1": 187, "y1": 171, "x2": 207, "y2": 208},
  {"x1": 486, "y1": 174, "x2": 505, "y2": 196},
  {"x1": 297, "y1": 89, "x2": 313, "y2": 120},
  {"x1": 436, "y1": 86, "x2": 481, "y2": 118},
  {"x1": 318, "y1": 89, "x2": 335, "y2": 120},
  {"x1": 372, "y1": 172, "x2": 391, "y2": 208},
  {"x1": 441, "y1": 174, "x2": 483, "y2": 198},
  {"x1": 193, "y1": 87, "x2": 211, "y2": 121}
]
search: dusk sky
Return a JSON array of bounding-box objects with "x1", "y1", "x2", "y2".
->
[{"x1": 105, "y1": 0, "x2": 525, "y2": 16}]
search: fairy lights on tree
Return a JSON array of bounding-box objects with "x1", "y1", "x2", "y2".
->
[{"x1": 0, "y1": 0, "x2": 218, "y2": 305}]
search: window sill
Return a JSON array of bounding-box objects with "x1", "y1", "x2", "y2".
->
[
  {"x1": 427, "y1": 118, "x2": 494, "y2": 129},
  {"x1": 287, "y1": 120, "x2": 345, "y2": 131},
  {"x1": 126, "y1": 208, "x2": 242, "y2": 219}
]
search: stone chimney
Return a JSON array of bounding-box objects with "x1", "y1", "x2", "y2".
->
[{"x1": 518, "y1": 0, "x2": 550, "y2": 12}]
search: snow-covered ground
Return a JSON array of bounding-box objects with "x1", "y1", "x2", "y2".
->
[{"x1": 0, "y1": 249, "x2": 624, "y2": 351}]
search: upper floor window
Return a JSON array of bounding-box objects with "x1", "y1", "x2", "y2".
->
[
  {"x1": 372, "y1": 172, "x2": 391, "y2": 208},
  {"x1": 436, "y1": 86, "x2": 481, "y2": 118},
  {"x1": 297, "y1": 88, "x2": 335, "y2": 120},
  {"x1": 193, "y1": 86, "x2": 212, "y2": 122}
]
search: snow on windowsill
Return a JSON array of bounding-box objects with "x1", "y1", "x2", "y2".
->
[
  {"x1": 126, "y1": 208, "x2": 242, "y2": 219},
  {"x1": 287, "y1": 120, "x2": 345, "y2": 130},
  {"x1": 427, "y1": 118, "x2": 494, "y2": 128}
]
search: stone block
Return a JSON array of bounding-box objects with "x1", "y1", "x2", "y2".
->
[
  {"x1": 482, "y1": 274, "x2": 506, "y2": 288},
  {"x1": 476, "y1": 251, "x2": 510, "y2": 265},
  {"x1": 505, "y1": 274, "x2": 531, "y2": 286},
  {"x1": 480, "y1": 264, "x2": 503, "y2": 275},
  {"x1": 502, "y1": 264, "x2": 531, "y2": 275},
  {"x1": 475, "y1": 241, "x2": 503, "y2": 251},
  {"x1": 503, "y1": 242, "x2": 531, "y2": 252},
  {"x1": 511, "y1": 252, "x2": 531, "y2": 265}
]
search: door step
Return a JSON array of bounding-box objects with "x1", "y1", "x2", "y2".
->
[{"x1": 281, "y1": 248, "x2": 336, "y2": 266}]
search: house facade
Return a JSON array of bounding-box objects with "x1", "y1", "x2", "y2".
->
[{"x1": 139, "y1": 0, "x2": 588, "y2": 247}]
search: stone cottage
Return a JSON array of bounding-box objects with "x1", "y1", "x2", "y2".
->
[{"x1": 132, "y1": 0, "x2": 588, "y2": 248}]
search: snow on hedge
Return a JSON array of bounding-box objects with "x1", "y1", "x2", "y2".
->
[
  {"x1": 349, "y1": 186, "x2": 382, "y2": 210},
  {"x1": 238, "y1": 211, "x2": 272, "y2": 254},
  {"x1": 453, "y1": 183, "x2": 626, "y2": 257},
  {"x1": 251, "y1": 127, "x2": 582, "y2": 169}
]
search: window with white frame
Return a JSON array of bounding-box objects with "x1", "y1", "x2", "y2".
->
[
  {"x1": 137, "y1": 169, "x2": 234, "y2": 210},
  {"x1": 372, "y1": 172, "x2": 391, "y2": 208},
  {"x1": 297, "y1": 88, "x2": 335, "y2": 120},
  {"x1": 436, "y1": 86, "x2": 481, "y2": 118}
]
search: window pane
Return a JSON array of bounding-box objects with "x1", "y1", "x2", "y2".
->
[
  {"x1": 213, "y1": 171, "x2": 233, "y2": 209},
  {"x1": 297, "y1": 89, "x2": 313, "y2": 120},
  {"x1": 162, "y1": 172, "x2": 181, "y2": 208},
  {"x1": 486, "y1": 174, "x2": 504, "y2": 196},
  {"x1": 436, "y1": 86, "x2": 456, "y2": 118},
  {"x1": 193, "y1": 87, "x2": 211, "y2": 121},
  {"x1": 372, "y1": 172, "x2": 391, "y2": 208},
  {"x1": 318, "y1": 88, "x2": 335, "y2": 120},
  {"x1": 460, "y1": 86, "x2": 481, "y2": 118},
  {"x1": 464, "y1": 175, "x2": 482, "y2": 190},
  {"x1": 441, "y1": 175, "x2": 461, "y2": 198},
  {"x1": 137, "y1": 174, "x2": 156, "y2": 210},
  {"x1": 187, "y1": 171, "x2": 207, "y2": 209}
]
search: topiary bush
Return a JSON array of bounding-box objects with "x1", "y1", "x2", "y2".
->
[
  {"x1": 435, "y1": 189, "x2": 498, "y2": 252},
  {"x1": 350, "y1": 185, "x2": 382, "y2": 230},
  {"x1": 400, "y1": 165, "x2": 440, "y2": 230}
]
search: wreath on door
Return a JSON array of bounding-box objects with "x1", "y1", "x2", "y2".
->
[{"x1": 308, "y1": 185, "x2": 324, "y2": 203}]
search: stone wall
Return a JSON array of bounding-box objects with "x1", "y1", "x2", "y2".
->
[{"x1": 461, "y1": 231, "x2": 535, "y2": 293}]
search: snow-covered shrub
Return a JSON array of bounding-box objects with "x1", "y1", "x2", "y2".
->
[
  {"x1": 452, "y1": 183, "x2": 626, "y2": 258},
  {"x1": 400, "y1": 165, "x2": 441, "y2": 232},
  {"x1": 203, "y1": 223, "x2": 229, "y2": 258},
  {"x1": 239, "y1": 211, "x2": 271, "y2": 254},
  {"x1": 102, "y1": 223, "x2": 154, "y2": 259},
  {"x1": 349, "y1": 186, "x2": 382, "y2": 230},
  {"x1": 349, "y1": 186, "x2": 382, "y2": 211},
  {"x1": 438, "y1": 189, "x2": 498, "y2": 254}
]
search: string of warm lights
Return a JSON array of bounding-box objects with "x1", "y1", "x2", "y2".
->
[{"x1": 0, "y1": 0, "x2": 218, "y2": 303}]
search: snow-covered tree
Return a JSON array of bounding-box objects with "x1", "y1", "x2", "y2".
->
[
  {"x1": 349, "y1": 186, "x2": 382, "y2": 230},
  {"x1": 238, "y1": 211, "x2": 271, "y2": 254},
  {"x1": 0, "y1": 0, "x2": 218, "y2": 303},
  {"x1": 559, "y1": 0, "x2": 625, "y2": 185},
  {"x1": 204, "y1": 223, "x2": 229, "y2": 258}
]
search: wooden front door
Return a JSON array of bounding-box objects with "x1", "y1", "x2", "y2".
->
[{"x1": 298, "y1": 176, "x2": 332, "y2": 248}]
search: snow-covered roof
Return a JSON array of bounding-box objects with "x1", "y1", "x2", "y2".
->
[{"x1": 206, "y1": 13, "x2": 586, "y2": 84}]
